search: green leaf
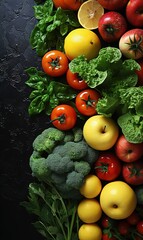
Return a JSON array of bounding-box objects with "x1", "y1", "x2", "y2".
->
[
  {"x1": 117, "y1": 113, "x2": 143, "y2": 143},
  {"x1": 28, "y1": 96, "x2": 46, "y2": 115}
]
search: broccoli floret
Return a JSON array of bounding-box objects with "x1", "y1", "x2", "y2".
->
[
  {"x1": 51, "y1": 173, "x2": 66, "y2": 184},
  {"x1": 66, "y1": 171, "x2": 84, "y2": 189},
  {"x1": 33, "y1": 127, "x2": 65, "y2": 153},
  {"x1": 74, "y1": 161, "x2": 91, "y2": 177},
  {"x1": 85, "y1": 145, "x2": 99, "y2": 165},
  {"x1": 62, "y1": 141, "x2": 88, "y2": 160},
  {"x1": 30, "y1": 153, "x2": 51, "y2": 181},
  {"x1": 46, "y1": 153, "x2": 74, "y2": 174}
]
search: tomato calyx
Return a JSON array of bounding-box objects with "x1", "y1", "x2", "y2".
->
[
  {"x1": 50, "y1": 113, "x2": 66, "y2": 124},
  {"x1": 129, "y1": 166, "x2": 143, "y2": 177},
  {"x1": 81, "y1": 95, "x2": 96, "y2": 107},
  {"x1": 103, "y1": 24, "x2": 117, "y2": 35},
  {"x1": 95, "y1": 162, "x2": 109, "y2": 173},
  {"x1": 49, "y1": 57, "x2": 61, "y2": 69},
  {"x1": 126, "y1": 35, "x2": 143, "y2": 56}
]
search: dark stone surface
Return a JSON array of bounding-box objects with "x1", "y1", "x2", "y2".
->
[{"x1": 0, "y1": 1, "x2": 47, "y2": 239}]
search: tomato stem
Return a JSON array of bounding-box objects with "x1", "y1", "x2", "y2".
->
[
  {"x1": 50, "y1": 114, "x2": 66, "y2": 124},
  {"x1": 82, "y1": 95, "x2": 96, "y2": 108}
]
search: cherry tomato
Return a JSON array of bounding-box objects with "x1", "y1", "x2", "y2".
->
[
  {"x1": 94, "y1": 152, "x2": 122, "y2": 181},
  {"x1": 126, "y1": 211, "x2": 140, "y2": 225},
  {"x1": 63, "y1": 0, "x2": 82, "y2": 10},
  {"x1": 117, "y1": 220, "x2": 130, "y2": 236},
  {"x1": 50, "y1": 104, "x2": 77, "y2": 130},
  {"x1": 66, "y1": 69, "x2": 88, "y2": 90},
  {"x1": 75, "y1": 89, "x2": 101, "y2": 116},
  {"x1": 102, "y1": 233, "x2": 117, "y2": 240},
  {"x1": 52, "y1": 0, "x2": 68, "y2": 9},
  {"x1": 101, "y1": 215, "x2": 113, "y2": 228},
  {"x1": 42, "y1": 50, "x2": 69, "y2": 77},
  {"x1": 137, "y1": 220, "x2": 143, "y2": 235}
]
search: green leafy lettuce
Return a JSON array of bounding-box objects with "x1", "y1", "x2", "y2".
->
[{"x1": 69, "y1": 47, "x2": 143, "y2": 143}]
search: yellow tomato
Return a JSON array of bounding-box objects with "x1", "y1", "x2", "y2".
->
[
  {"x1": 78, "y1": 223, "x2": 102, "y2": 240},
  {"x1": 77, "y1": 198, "x2": 102, "y2": 223},
  {"x1": 64, "y1": 28, "x2": 101, "y2": 60},
  {"x1": 80, "y1": 174, "x2": 102, "y2": 198},
  {"x1": 100, "y1": 181, "x2": 137, "y2": 219}
]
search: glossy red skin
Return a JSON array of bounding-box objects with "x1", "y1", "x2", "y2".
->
[
  {"x1": 63, "y1": 0, "x2": 82, "y2": 10},
  {"x1": 50, "y1": 104, "x2": 77, "y2": 130},
  {"x1": 117, "y1": 220, "x2": 130, "y2": 236},
  {"x1": 94, "y1": 152, "x2": 122, "y2": 181},
  {"x1": 98, "y1": 11, "x2": 127, "y2": 43},
  {"x1": 136, "y1": 59, "x2": 143, "y2": 86},
  {"x1": 97, "y1": 0, "x2": 128, "y2": 10},
  {"x1": 52, "y1": 0, "x2": 68, "y2": 9},
  {"x1": 122, "y1": 160, "x2": 143, "y2": 185},
  {"x1": 75, "y1": 89, "x2": 101, "y2": 116},
  {"x1": 137, "y1": 220, "x2": 143, "y2": 235},
  {"x1": 102, "y1": 233, "x2": 117, "y2": 240},
  {"x1": 66, "y1": 69, "x2": 88, "y2": 90},
  {"x1": 101, "y1": 215, "x2": 113, "y2": 228},
  {"x1": 119, "y1": 29, "x2": 143, "y2": 59},
  {"x1": 126, "y1": 0, "x2": 143, "y2": 27},
  {"x1": 42, "y1": 50, "x2": 69, "y2": 77},
  {"x1": 126, "y1": 211, "x2": 140, "y2": 225},
  {"x1": 114, "y1": 134, "x2": 143, "y2": 162}
]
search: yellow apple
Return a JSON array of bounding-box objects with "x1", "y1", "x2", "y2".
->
[
  {"x1": 83, "y1": 115, "x2": 119, "y2": 151},
  {"x1": 100, "y1": 181, "x2": 137, "y2": 219}
]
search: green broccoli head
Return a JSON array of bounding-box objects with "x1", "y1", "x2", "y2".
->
[
  {"x1": 66, "y1": 171, "x2": 84, "y2": 189},
  {"x1": 74, "y1": 161, "x2": 91, "y2": 177},
  {"x1": 62, "y1": 141, "x2": 88, "y2": 160},
  {"x1": 33, "y1": 127, "x2": 65, "y2": 153},
  {"x1": 51, "y1": 172, "x2": 66, "y2": 184},
  {"x1": 29, "y1": 153, "x2": 51, "y2": 181},
  {"x1": 46, "y1": 153, "x2": 74, "y2": 174},
  {"x1": 85, "y1": 145, "x2": 99, "y2": 166}
]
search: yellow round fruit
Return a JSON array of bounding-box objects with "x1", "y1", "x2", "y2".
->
[
  {"x1": 64, "y1": 28, "x2": 101, "y2": 60},
  {"x1": 83, "y1": 115, "x2": 119, "y2": 151},
  {"x1": 100, "y1": 181, "x2": 137, "y2": 220},
  {"x1": 78, "y1": 0, "x2": 104, "y2": 30},
  {"x1": 77, "y1": 198, "x2": 102, "y2": 223},
  {"x1": 80, "y1": 174, "x2": 102, "y2": 198},
  {"x1": 78, "y1": 223, "x2": 102, "y2": 240}
]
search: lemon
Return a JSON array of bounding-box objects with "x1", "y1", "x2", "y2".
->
[
  {"x1": 78, "y1": 0, "x2": 104, "y2": 30},
  {"x1": 78, "y1": 223, "x2": 102, "y2": 240},
  {"x1": 64, "y1": 28, "x2": 101, "y2": 60},
  {"x1": 77, "y1": 198, "x2": 102, "y2": 223},
  {"x1": 80, "y1": 174, "x2": 102, "y2": 198}
]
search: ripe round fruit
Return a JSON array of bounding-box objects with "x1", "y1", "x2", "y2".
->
[
  {"x1": 78, "y1": 0, "x2": 104, "y2": 30},
  {"x1": 100, "y1": 181, "x2": 137, "y2": 220},
  {"x1": 80, "y1": 174, "x2": 102, "y2": 198},
  {"x1": 77, "y1": 198, "x2": 102, "y2": 223},
  {"x1": 64, "y1": 28, "x2": 101, "y2": 60},
  {"x1": 78, "y1": 223, "x2": 102, "y2": 240}
]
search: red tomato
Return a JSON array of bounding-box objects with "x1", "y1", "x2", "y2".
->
[
  {"x1": 126, "y1": 0, "x2": 143, "y2": 27},
  {"x1": 119, "y1": 29, "x2": 143, "y2": 60},
  {"x1": 98, "y1": 11, "x2": 127, "y2": 43},
  {"x1": 101, "y1": 215, "x2": 113, "y2": 228},
  {"x1": 136, "y1": 220, "x2": 143, "y2": 235},
  {"x1": 117, "y1": 220, "x2": 130, "y2": 236},
  {"x1": 75, "y1": 89, "x2": 101, "y2": 116},
  {"x1": 50, "y1": 104, "x2": 77, "y2": 130},
  {"x1": 42, "y1": 50, "x2": 69, "y2": 77},
  {"x1": 102, "y1": 233, "x2": 117, "y2": 240},
  {"x1": 94, "y1": 152, "x2": 122, "y2": 181},
  {"x1": 63, "y1": 0, "x2": 82, "y2": 10},
  {"x1": 122, "y1": 160, "x2": 143, "y2": 185},
  {"x1": 52, "y1": 0, "x2": 68, "y2": 9},
  {"x1": 97, "y1": 0, "x2": 128, "y2": 10},
  {"x1": 136, "y1": 59, "x2": 143, "y2": 86},
  {"x1": 66, "y1": 69, "x2": 88, "y2": 90},
  {"x1": 126, "y1": 211, "x2": 140, "y2": 225}
]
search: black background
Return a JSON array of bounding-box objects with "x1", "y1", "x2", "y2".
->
[{"x1": 0, "y1": 0, "x2": 47, "y2": 239}]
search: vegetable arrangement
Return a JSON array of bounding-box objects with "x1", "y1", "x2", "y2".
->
[{"x1": 21, "y1": 0, "x2": 143, "y2": 240}]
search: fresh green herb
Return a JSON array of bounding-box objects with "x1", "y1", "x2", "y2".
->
[
  {"x1": 25, "y1": 67, "x2": 77, "y2": 115},
  {"x1": 30, "y1": 0, "x2": 80, "y2": 56},
  {"x1": 21, "y1": 182, "x2": 79, "y2": 240},
  {"x1": 69, "y1": 47, "x2": 143, "y2": 143}
]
